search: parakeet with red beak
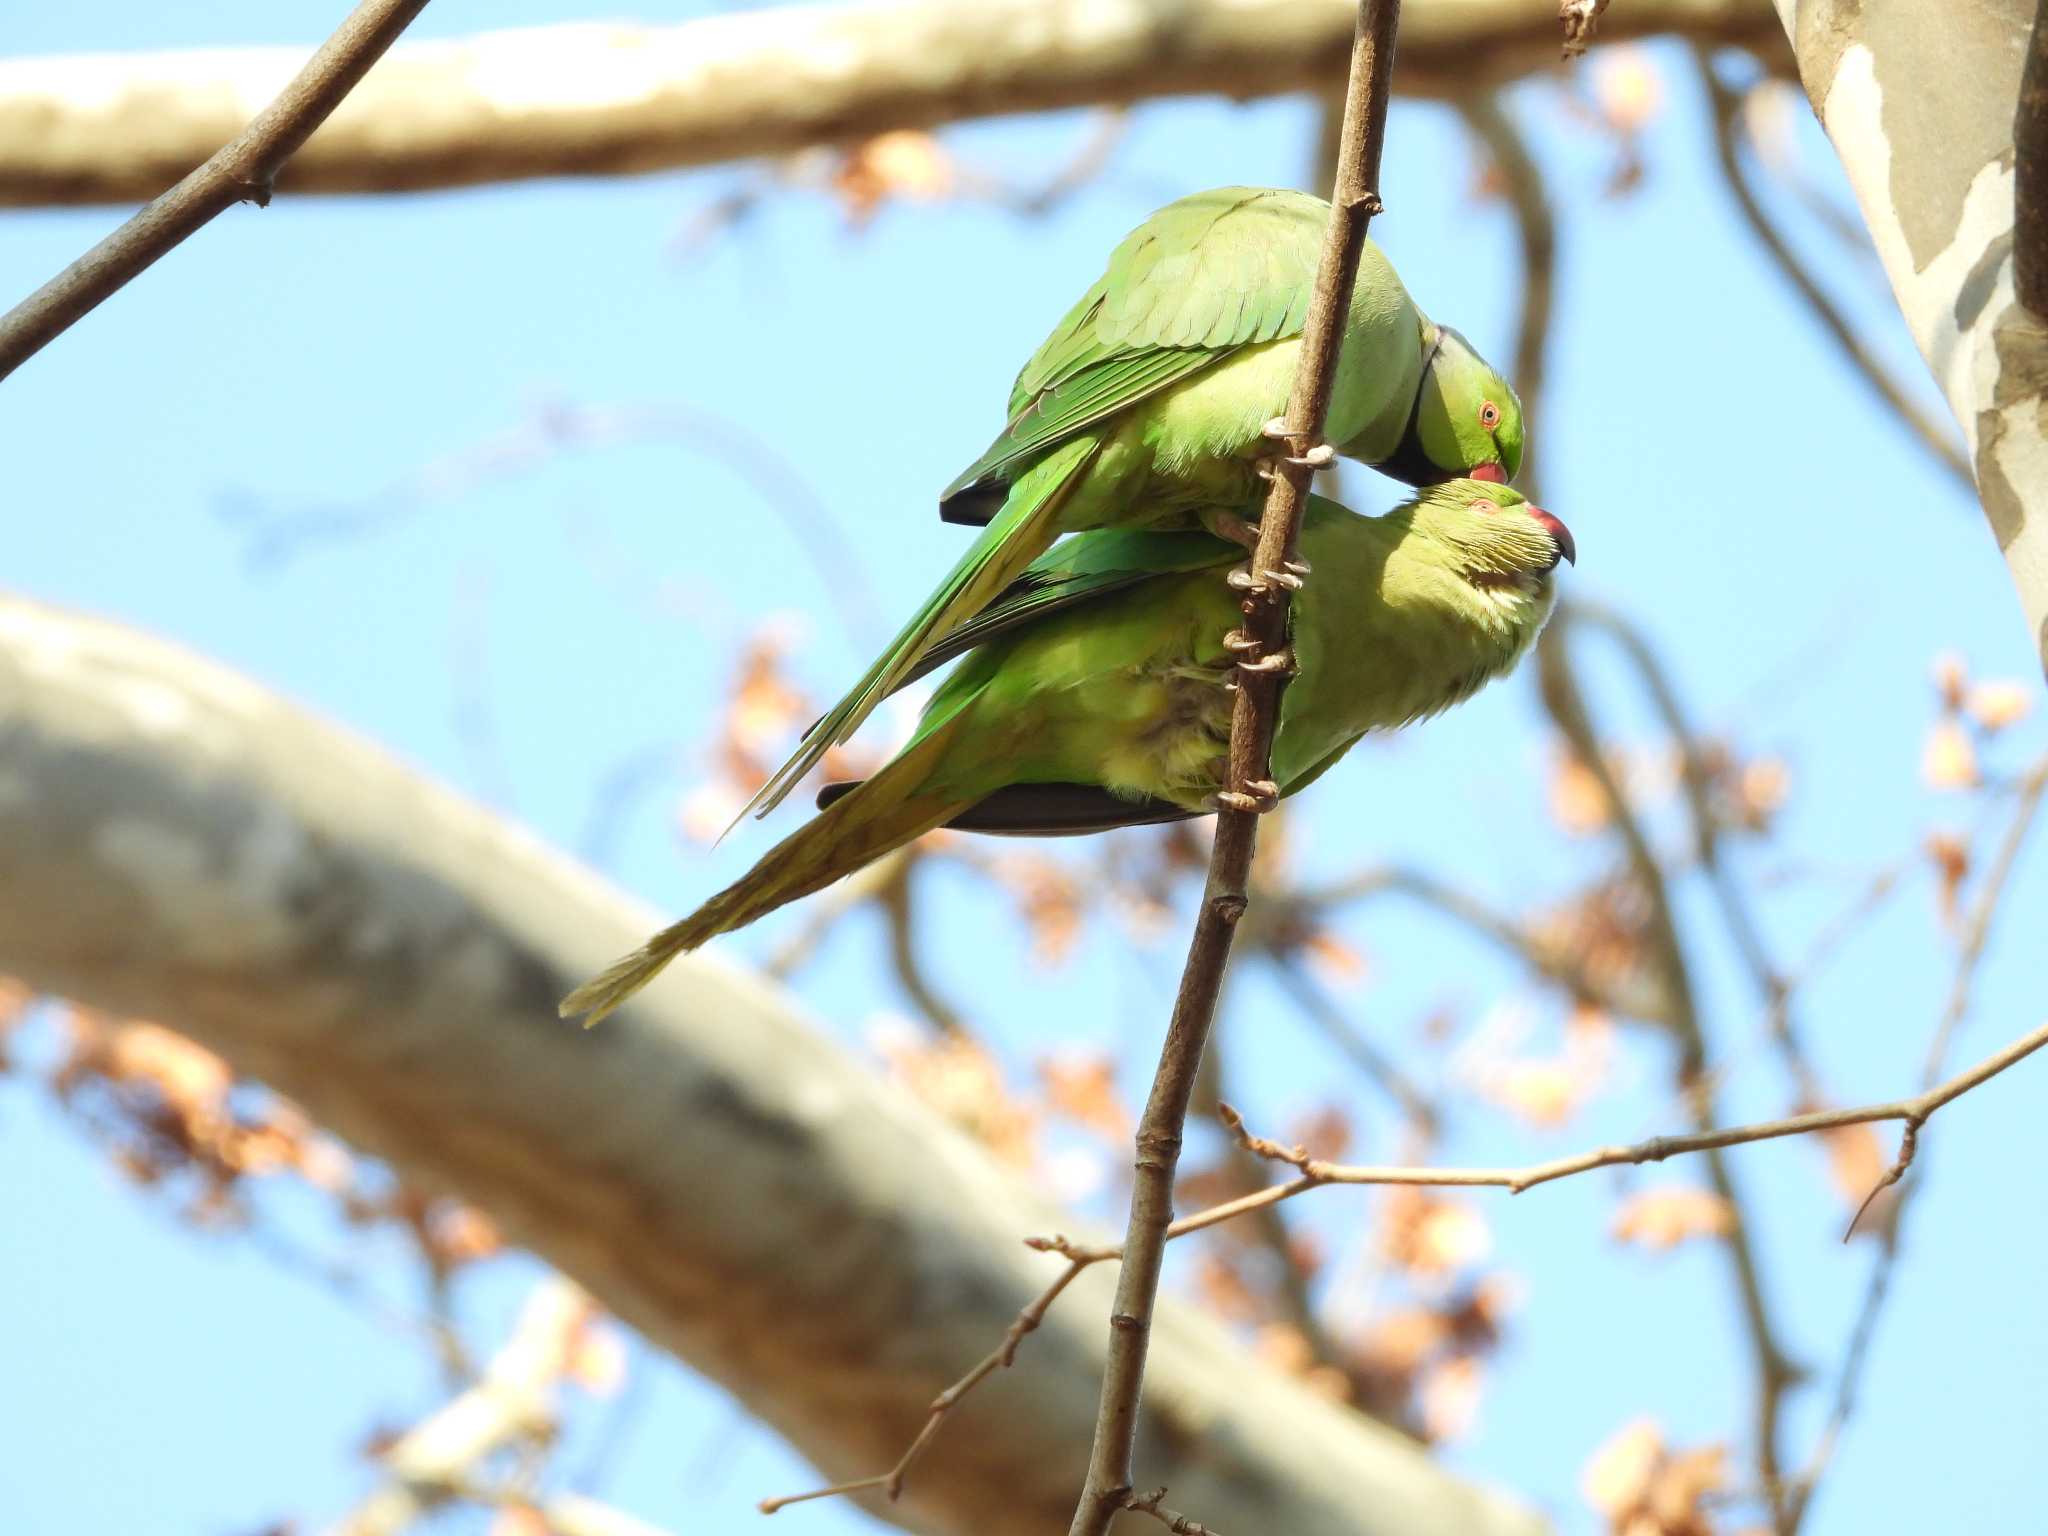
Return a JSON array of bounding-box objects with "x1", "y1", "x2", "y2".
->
[
  {"x1": 741, "y1": 185, "x2": 1525, "y2": 820},
  {"x1": 562, "y1": 480, "x2": 1568, "y2": 1026}
]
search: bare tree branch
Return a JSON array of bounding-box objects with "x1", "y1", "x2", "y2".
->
[
  {"x1": 1782, "y1": 748, "x2": 2048, "y2": 1530},
  {"x1": 1066, "y1": 4, "x2": 1402, "y2": 1530},
  {"x1": 1536, "y1": 610, "x2": 1799, "y2": 1529},
  {"x1": 0, "y1": 0, "x2": 431, "y2": 381},
  {"x1": 1693, "y1": 48, "x2": 1972, "y2": 489},
  {"x1": 0, "y1": 0, "x2": 1785, "y2": 209},
  {"x1": 323, "y1": 1279, "x2": 671, "y2": 1536},
  {"x1": 801, "y1": 1003, "x2": 2048, "y2": 1515},
  {"x1": 0, "y1": 593, "x2": 1542, "y2": 1536},
  {"x1": 1205, "y1": 1012, "x2": 2048, "y2": 1195},
  {"x1": 1456, "y1": 91, "x2": 1556, "y2": 495}
]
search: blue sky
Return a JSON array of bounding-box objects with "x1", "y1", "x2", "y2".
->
[{"x1": 4, "y1": 4, "x2": 2045, "y2": 1534}]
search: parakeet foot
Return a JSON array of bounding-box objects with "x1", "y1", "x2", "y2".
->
[
  {"x1": 1256, "y1": 417, "x2": 1336, "y2": 474},
  {"x1": 1235, "y1": 647, "x2": 1296, "y2": 679},
  {"x1": 1227, "y1": 563, "x2": 1305, "y2": 594},
  {"x1": 1201, "y1": 509, "x2": 1263, "y2": 551},
  {"x1": 1209, "y1": 779, "x2": 1280, "y2": 814}
]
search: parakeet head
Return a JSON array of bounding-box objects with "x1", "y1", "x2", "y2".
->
[
  {"x1": 1405, "y1": 478, "x2": 1573, "y2": 598},
  {"x1": 1379, "y1": 325, "x2": 1526, "y2": 487}
]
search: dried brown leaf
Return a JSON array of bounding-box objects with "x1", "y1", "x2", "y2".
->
[
  {"x1": 879, "y1": 1032, "x2": 1037, "y2": 1167},
  {"x1": 1922, "y1": 719, "x2": 1980, "y2": 791},
  {"x1": 1610, "y1": 1187, "x2": 1735, "y2": 1251},
  {"x1": 1926, "y1": 830, "x2": 1970, "y2": 931},
  {"x1": 1583, "y1": 1418, "x2": 1664, "y2": 1520},
  {"x1": 568, "y1": 1320, "x2": 628, "y2": 1399},
  {"x1": 1549, "y1": 751, "x2": 1614, "y2": 836},
  {"x1": 1418, "y1": 1353, "x2": 1486, "y2": 1442},
  {"x1": 1966, "y1": 680, "x2": 2034, "y2": 732},
  {"x1": 1591, "y1": 48, "x2": 1660, "y2": 130},
  {"x1": 1381, "y1": 1188, "x2": 1491, "y2": 1275},
  {"x1": 1287, "y1": 1104, "x2": 1353, "y2": 1164},
  {"x1": 1931, "y1": 651, "x2": 1969, "y2": 712},
  {"x1": 1038, "y1": 1051, "x2": 1127, "y2": 1141}
]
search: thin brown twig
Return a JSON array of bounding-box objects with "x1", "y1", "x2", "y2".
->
[
  {"x1": 1293, "y1": 860, "x2": 1665, "y2": 1022},
  {"x1": 876, "y1": 846, "x2": 969, "y2": 1036},
  {"x1": 1783, "y1": 749, "x2": 2048, "y2": 1531},
  {"x1": 1064, "y1": 7, "x2": 1401, "y2": 1532},
  {"x1": 759, "y1": 1011, "x2": 2048, "y2": 1519},
  {"x1": 1569, "y1": 599, "x2": 1823, "y2": 1097},
  {"x1": 758, "y1": 1254, "x2": 1095, "y2": 1515},
  {"x1": 0, "y1": 0, "x2": 432, "y2": 381},
  {"x1": 1264, "y1": 956, "x2": 1442, "y2": 1136},
  {"x1": 1457, "y1": 90, "x2": 1554, "y2": 499},
  {"x1": 1209, "y1": 1012, "x2": 2048, "y2": 1199},
  {"x1": 1919, "y1": 751, "x2": 2048, "y2": 1085},
  {"x1": 1187, "y1": 1017, "x2": 1357, "y2": 1399},
  {"x1": 1537, "y1": 610, "x2": 1799, "y2": 1530},
  {"x1": 1123, "y1": 1487, "x2": 1219, "y2": 1535},
  {"x1": 1693, "y1": 48, "x2": 1972, "y2": 489}
]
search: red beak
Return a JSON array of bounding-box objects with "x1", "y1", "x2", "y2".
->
[
  {"x1": 1528, "y1": 507, "x2": 1575, "y2": 567},
  {"x1": 1466, "y1": 462, "x2": 1508, "y2": 484}
]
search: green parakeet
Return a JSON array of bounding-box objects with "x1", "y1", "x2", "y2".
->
[
  {"x1": 743, "y1": 185, "x2": 1525, "y2": 820},
  {"x1": 561, "y1": 480, "x2": 1571, "y2": 1026}
]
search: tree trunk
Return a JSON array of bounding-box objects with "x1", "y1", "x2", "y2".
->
[{"x1": 1771, "y1": 0, "x2": 2048, "y2": 672}]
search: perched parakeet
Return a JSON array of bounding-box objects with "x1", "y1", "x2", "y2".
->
[
  {"x1": 743, "y1": 185, "x2": 1525, "y2": 820},
  {"x1": 561, "y1": 480, "x2": 1571, "y2": 1026}
]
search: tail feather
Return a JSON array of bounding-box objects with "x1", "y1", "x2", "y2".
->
[
  {"x1": 733, "y1": 436, "x2": 1099, "y2": 826},
  {"x1": 561, "y1": 725, "x2": 976, "y2": 1026}
]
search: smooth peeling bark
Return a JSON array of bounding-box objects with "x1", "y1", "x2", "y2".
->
[
  {"x1": 0, "y1": 594, "x2": 1545, "y2": 1536},
  {"x1": 0, "y1": 0, "x2": 1784, "y2": 206},
  {"x1": 1771, "y1": 0, "x2": 2048, "y2": 671}
]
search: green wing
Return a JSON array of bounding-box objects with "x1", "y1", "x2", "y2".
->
[
  {"x1": 898, "y1": 526, "x2": 1240, "y2": 687},
  {"x1": 739, "y1": 435, "x2": 1103, "y2": 823},
  {"x1": 940, "y1": 188, "x2": 1328, "y2": 521}
]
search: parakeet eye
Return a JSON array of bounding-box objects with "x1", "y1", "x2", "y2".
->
[
  {"x1": 1478, "y1": 400, "x2": 1502, "y2": 430},
  {"x1": 1468, "y1": 498, "x2": 1497, "y2": 514}
]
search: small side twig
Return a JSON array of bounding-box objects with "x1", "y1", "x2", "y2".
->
[
  {"x1": 1537, "y1": 611, "x2": 1798, "y2": 1527},
  {"x1": 1124, "y1": 1487, "x2": 1219, "y2": 1535},
  {"x1": 758, "y1": 1250, "x2": 1093, "y2": 1514},
  {"x1": 1568, "y1": 599, "x2": 1824, "y2": 1097},
  {"x1": 1210, "y1": 1012, "x2": 2048, "y2": 1201},
  {"x1": 758, "y1": 1013, "x2": 2048, "y2": 1518},
  {"x1": 1784, "y1": 750, "x2": 2048, "y2": 1530},
  {"x1": 877, "y1": 846, "x2": 970, "y2": 1036},
  {"x1": 1457, "y1": 91, "x2": 1555, "y2": 497},
  {"x1": 0, "y1": 0, "x2": 433, "y2": 381}
]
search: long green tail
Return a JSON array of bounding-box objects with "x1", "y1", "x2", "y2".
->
[
  {"x1": 559, "y1": 717, "x2": 978, "y2": 1026},
  {"x1": 736, "y1": 435, "x2": 1100, "y2": 823}
]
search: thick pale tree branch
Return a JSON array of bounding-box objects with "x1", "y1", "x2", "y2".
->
[
  {"x1": 0, "y1": 0, "x2": 431, "y2": 381},
  {"x1": 0, "y1": 593, "x2": 1541, "y2": 1536},
  {"x1": 0, "y1": 0, "x2": 1784, "y2": 209},
  {"x1": 1768, "y1": 0, "x2": 2048, "y2": 673}
]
